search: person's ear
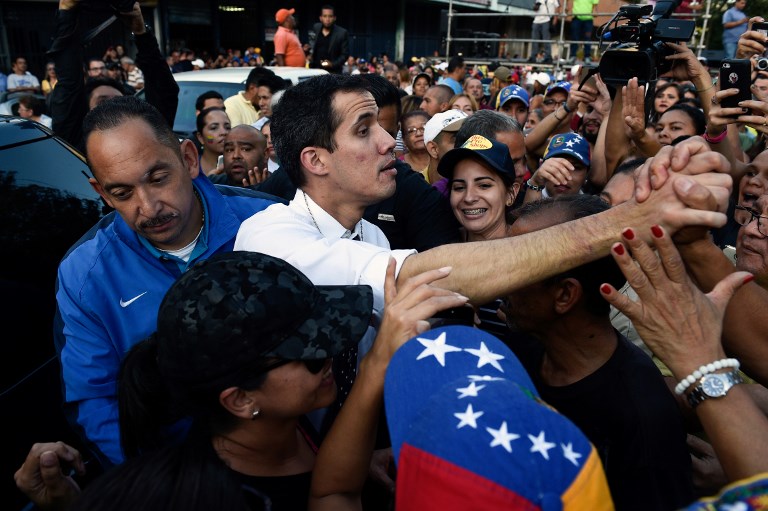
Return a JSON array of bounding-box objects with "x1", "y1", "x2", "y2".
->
[
  {"x1": 180, "y1": 139, "x2": 200, "y2": 179},
  {"x1": 552, "y1": 277, "x2": 582, "y2": 314},
  {"x1": 300, "y1": 147, "x2": 330, "y2": 177},
  {"x1": 506, "y1": 182, "x2": 521, "y2": 206},
  {"x1": 219, "y1": 387, "x2": 258, "y2": 420},
  {"x1": 426, "y1": 140, "x2": 440, "y2": 159}
]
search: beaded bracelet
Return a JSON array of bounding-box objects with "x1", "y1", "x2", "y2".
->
[
  {"x1": 703, "y1": 127, "x2": 728, "y2": 144},
  {"x1": 674, "y1": 358, "x2": 740, "y2": 395}
]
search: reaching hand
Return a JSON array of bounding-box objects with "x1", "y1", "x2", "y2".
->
[
  {"x1": 663, "y1": 42, "x2": 708, "y2": 82},
  {"x1": 600, "y1": 225, "x2": 751, "y2": 380},
  {"x1": 375, "y1": 259, "x2": 468, "y2": 361},
  {"x1": 622, "y1": 77, "x2": 647, "y2": 141},
  {"x1": 244, "y1": 165, "x2": 270, "y2": 187},
  {"x1": 530, "y1": 157, "x2": 574, "y2": 188},
  {"x1": 14, "y1": 442, "x2": 84, "y2": 511},
  {"x1": 737, "y1": 17, "x2": 768, "y2": 59}
]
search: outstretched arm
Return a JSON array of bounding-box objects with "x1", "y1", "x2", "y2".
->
[{"x1": 400, "y1": 139, "x2": 732, "y2": 304}]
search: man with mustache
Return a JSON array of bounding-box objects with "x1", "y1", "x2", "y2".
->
[{"x1": 54, "y1": 96, "x2": 279, "y2": 466}]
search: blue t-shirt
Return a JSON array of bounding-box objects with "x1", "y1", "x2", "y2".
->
[{"x1": 723, "y1": 6, "x2": 748, "y2": 44}]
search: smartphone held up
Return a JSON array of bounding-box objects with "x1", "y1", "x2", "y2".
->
[{"x1": 719, "y1": 59, "x2": 752, "y2": 115}]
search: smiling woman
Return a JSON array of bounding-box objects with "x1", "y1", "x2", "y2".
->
[{"x1": 439, "y1": 135, "x2": 520, "y2": 242}]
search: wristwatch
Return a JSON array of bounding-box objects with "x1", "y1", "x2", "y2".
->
[
  {"x1": 525, "y1": 179, "x2": 544, "y2": 192},
  {"x1": 687, "y1": 370, "x2": 744, "y2": 408}
]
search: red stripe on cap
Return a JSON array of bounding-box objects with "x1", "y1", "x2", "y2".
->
[{"x1": 396, "y1": 443, "x2": 541, "y2": 511}]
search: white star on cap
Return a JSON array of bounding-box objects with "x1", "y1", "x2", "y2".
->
[
  {"x1": 565, "y1": 139, "x2": 576, "y2": 148},
  {"x1": 456, "y1": 381, "x2": 486, "y2": 398},
  {"x1": 454, "y1": 403, "x2": 484, "y2": 429},
  {"x1": 415, "y1": 332, "x2": 462, "y2": 367},
  {"x1": 529, "y1": 430, "x2": 556, "y2": 460},
  {"x1": 561, "y1": 442, "x2": 583, "y2": 466},
  {"x1": 465, "y1": 342, "x2": 505, "y2": 372},
  {"x1": 486, "y1": 421, "x2": 520, "y2": 453}
]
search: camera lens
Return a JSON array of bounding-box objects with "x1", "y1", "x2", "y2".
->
[{"x1": 758, "y1": 58, "x2": 768, "y2": 71}]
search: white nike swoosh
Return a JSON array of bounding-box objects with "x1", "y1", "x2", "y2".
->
[{"x1": 120, "y1": 292, "x2": 148, "y2": 308}]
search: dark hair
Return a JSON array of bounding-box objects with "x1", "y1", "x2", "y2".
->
[
  {"x1": 412, "y1": 72, "x2": 432, "y2": 88},
  {"x1": 359, "y1": 73, "x2": 403, "y2": 121},
  {"x1": 12, "y1": 55, "x2": 26, "y2": 64},
  {"x1": 645, "y1": 82, "x2": 683, "y2": 124},
  {"x1": 70, "y1": 440, "x2": 256, "y2": 511},
  {"x1": 119, "y1": 334, "x2": 274, "y2": 457},
  {"x1": 18, "y1": 95, "x2": 44, "y2": 116},
  {"x1": 401, "y1": 95, "x2": 423, "y2": 114},
  {"x1": 401, "y1": 110, "x2": 430, "y2": 128},
  {"x1": 83, "y1": 96, "x2": 179, "y2": 163},
  {"x1": 84, "y1": 77, "x2": 125, "y2": 105},
  {"x1": 271, "y1": 74, "x2": 370, "y2": 187},
  {"x1": 455, "y1": 110, "x2": 522, "y2": 147},
  {"x1": 614, "y1": 157, "x2": 645, "y2": 177},
  {"x1": 447, "y1": 56, "x2": 465, "y2": 73},
  {"x1": 195, "y1": 90, "x2": 224, "y2": 112},
  {"x1": 196, "y1": 107, "x2": 228, "y2": 135},
  {"x1": 245, "y1": 66, "x2": 277, "y2": 91},
  {"x1": 659, "y1": 103, "x2": 705, "y2": 135},
  {"x1": 321, "y1": 4, "x2": 335, "y2": 13},
  {"x1": 257, "y1": 73, "x2": 288, "y2": 95},
  {"x1": 510, "y1": 195, "x2": 626, "y2": 316},
  {"x1": 429, "y1": 84, "x2": 455, "y2": 105}
]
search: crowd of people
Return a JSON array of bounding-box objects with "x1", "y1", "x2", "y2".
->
[{"x1": 9, "y1": 1, "x2": 768, "y2": 510}]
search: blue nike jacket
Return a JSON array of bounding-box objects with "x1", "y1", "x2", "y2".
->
[{"x1": 54, "y1": 175, "x2": 280, "y2": 465}]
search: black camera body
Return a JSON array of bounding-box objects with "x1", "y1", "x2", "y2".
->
[{"x1": 598, "y1": 0, "x2": 695, "y2": 86}]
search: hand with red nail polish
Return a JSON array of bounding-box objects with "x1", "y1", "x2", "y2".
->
[{"x1": 602, "y1": 227, "x2": 752, "y2": 382}]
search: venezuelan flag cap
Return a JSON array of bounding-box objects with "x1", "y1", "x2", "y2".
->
[{"x1": 384, "y1": 325, "x2": 614, "y2": 511}]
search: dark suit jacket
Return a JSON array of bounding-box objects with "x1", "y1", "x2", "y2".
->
[{"x1": 310, "y1": 23, "x2": 350, "y2": 73}]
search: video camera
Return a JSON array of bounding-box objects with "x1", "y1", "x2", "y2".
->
[{"x1": 597, "y1": 0, "x2": 695, "y2": 86}]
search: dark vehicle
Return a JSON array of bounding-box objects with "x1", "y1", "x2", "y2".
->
[{"x1": 0, "y1": 117, "x2": 106, "y2": 507}]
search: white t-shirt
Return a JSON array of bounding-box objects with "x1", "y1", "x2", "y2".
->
[
  {"x1": 534, "y1": 0, "x2": 560, "y2": 25},
  {"x1": 7, "y1": 72, "x2": 40, "y2": 90}
]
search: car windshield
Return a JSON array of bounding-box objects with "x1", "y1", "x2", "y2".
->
[{"x1": 175, "y1": 81, "x2": 243, "y2": 137}]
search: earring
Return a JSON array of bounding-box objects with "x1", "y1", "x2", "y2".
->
[{"x1": 251, "y1": 408, "x2": 261, "y2": 420}]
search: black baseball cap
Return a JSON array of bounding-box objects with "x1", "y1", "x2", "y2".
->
[{"x1": 156, "y1": 252, "x2": 373, "y2": 385}]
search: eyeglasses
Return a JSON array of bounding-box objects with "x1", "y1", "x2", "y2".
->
[
  {"x1": 735, "y1": 204, "x2": 768, "y2": 237},
  {"x1": 90, "y1": 65, "x2": 106, "y2": 71},
  {"x1": 406, "y1": 126, "x2": 426, "y2": 135},
  {"x1": 543, "y1": 99, "x2": 566, "y2": 107},
  {"x1": 257, "y1": 358, "x2": 328, "y2": 376}
]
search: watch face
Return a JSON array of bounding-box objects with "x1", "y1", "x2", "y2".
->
[{"x1": 702, "y1": 375, "x2": 726, "y2": 397}]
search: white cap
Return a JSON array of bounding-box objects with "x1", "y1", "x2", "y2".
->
[
  {"x1": 192, "y1": 59, "x2": 205, "y2": 68},
  {"x1": 423, "y1": 110, "x2": 468, "y2": 145},
  {"x1": 437, "y1": 61, "x2": 449, "y2": 71},
  {"x1": 534, "y1": 72, "x2": 550, "y2": 86}
]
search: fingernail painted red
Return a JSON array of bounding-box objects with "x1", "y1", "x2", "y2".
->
[
  {"x1": 600, "y1": 284, "x2": 612, "y2": 294},
  {"x1": 623, "y1": 228, "x2": 635, "y2": 240},
  {"x1": 744, "y1": 274, "x2": 755, "y2": 284},
  {"x1": 651, "y1": 225, "x2": 663, "y2": 238},
  {"x1": 613, "y1": 244, "x2": 625, "y2": 256}
]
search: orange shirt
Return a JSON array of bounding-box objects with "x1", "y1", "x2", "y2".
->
[{"x1": 274, "y1": 26, "x2": 305, "y2": 67}]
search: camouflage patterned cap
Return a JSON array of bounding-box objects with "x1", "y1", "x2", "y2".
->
[{"x1": 156, "y1": 252, "x2": 373, "y2": 385}]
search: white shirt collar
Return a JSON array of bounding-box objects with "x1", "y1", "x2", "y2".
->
[{"x1": 292, "y1": 189, "x2": 362, "y2": 240}]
